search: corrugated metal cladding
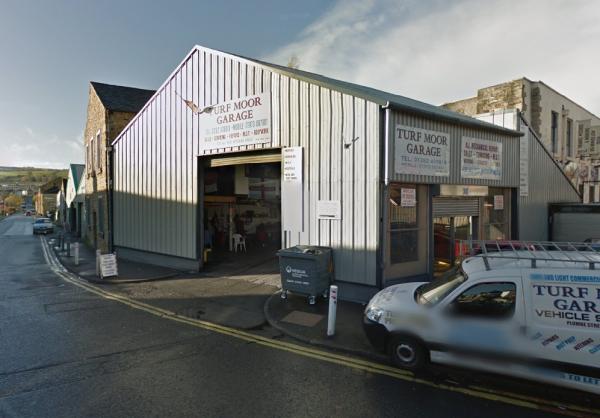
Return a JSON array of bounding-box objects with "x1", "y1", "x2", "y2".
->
[
  {"x1": 112, "y1": 46, "x2": 381, "y2": 285},
  {"x1": 432, "y1": 198, "x2": 480, "y2": 217},
  {"x1": 518, "y1": 122, "x2": 580, "y2": 240},
  {"x1": 388, "y1": 111, "x2": 520, "y2": 187}
]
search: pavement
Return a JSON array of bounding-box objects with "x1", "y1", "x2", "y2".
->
[
  {"x1": 50, "y1": 227, "x2": 375, "y2": 355},
  {"x1": 51, "y1": 228, "x2": 281, "y2": 330}
]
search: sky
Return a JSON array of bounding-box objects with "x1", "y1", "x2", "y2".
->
[{"x1": 1, "y1": 0, "x2": 599, "y2": 169}]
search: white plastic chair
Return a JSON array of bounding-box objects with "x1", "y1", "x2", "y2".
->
[{"x1": 232, "y1": 233, "x2": 247, "y2": 252}]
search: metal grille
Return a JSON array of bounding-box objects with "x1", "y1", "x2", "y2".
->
[{"x1": 433, "y1": 197, "x2": 480, "y2": 217}]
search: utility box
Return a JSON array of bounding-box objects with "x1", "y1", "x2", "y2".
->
[{"x1": 277, "y1": 245, "x2": 333, "y2": 304}]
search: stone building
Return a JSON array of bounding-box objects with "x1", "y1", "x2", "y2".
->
[
  {"x1": 443, "y1": 78, "x2": 600, "y2": 200},
  {"x1": 83, "y1": 82, "x2": 155, "y2": 251},
  {"x1": 34, "y1": 178, "x2": 61, "y2": 217}
]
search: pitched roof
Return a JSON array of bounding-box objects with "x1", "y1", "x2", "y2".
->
[
  {"x1": 69, "y1": 164, "x2": 85, "y2": 192},
  {"x1": 221, "y1": 47, "x2": 521, "y2": 137},
  {"x1": 90, "y1": 81, "x2": 155, "y2": 113},
  {"x1": 112, "y1": 45, "x2": 522, "y2": 147}
]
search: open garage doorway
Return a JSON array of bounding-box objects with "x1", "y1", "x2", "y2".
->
[{"x1": 201, "y1": 152, "x2": 282, "y2": 278}]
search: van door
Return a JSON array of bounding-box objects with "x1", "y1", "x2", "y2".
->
[
  {"x1": 523, "y1": 270, "x2": 600, "y2": 374},
  {"x1": 433, "y1": 276, "x2": 525, "y2": 360}
]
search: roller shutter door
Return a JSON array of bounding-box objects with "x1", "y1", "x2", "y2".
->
[
  {"x1": 553, "y1": 213, "x2": 600, "y2": 242},
  {"x1": 433, "y1": 197, "x2": 480, "y2": 217}
]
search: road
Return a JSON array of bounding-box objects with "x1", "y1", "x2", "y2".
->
[{"x1": 0, "y1": 214, "x2": 593, "y2": 418}]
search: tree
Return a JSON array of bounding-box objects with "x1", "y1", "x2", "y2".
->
[{"x1": 4, "y1": 194, "x2": 23, "y2": 209}]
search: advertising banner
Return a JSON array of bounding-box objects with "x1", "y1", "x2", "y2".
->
[
  {"x1": 395, "y1": 125, "x2": 450, "y2": 176},
  {"x1": 200, "y1": 92, "x2": 271, "y2": 152},
  {"x1": 461, "y1": 137, "x2": 502, "y2": 180}
]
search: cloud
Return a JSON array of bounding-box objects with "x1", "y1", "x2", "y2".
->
[
  {"x1": 0, "y1": 127, "x2": 83, "y2": 169},
  {"x1": 265, "y1": 0, "x2": 600, "y2": 113}
]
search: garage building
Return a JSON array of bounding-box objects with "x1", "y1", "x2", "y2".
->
[{"x1": 110, "y1": 45, "x2": 579, "y2": 301}]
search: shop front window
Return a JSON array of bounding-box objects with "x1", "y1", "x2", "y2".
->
[
  {"x1": 483, "y1": 188, "x2": 508, "y2": 240},
  {"x1": 389, "y1": 184, "x2": 418, "y2": 263}
]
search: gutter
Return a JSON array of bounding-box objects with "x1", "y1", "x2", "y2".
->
[{"x1": 105, "y1": 110, "x2": 114, "y2": 252}]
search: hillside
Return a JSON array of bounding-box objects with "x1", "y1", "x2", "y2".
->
[{"x1": 0, "y1": 166, "x2": 68, "y2": 185}]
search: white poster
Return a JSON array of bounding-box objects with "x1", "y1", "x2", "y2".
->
[
  {"x1": 283, "y1": 147, "x2": 302, "y2": 182},
  {"x1": 282, "y1": 147, "x2": 303, "y2": 232},
  {"x1": 461, "y1": 137, "x2": 502, "y2": 180},
  {"x1": 400, "y1": 188, "x2": 416, "y2": 207},
  {"x1": 200, "y1": 92, "x2": 271, "y2": 151},
  {"x1": 494, "y1": 195, "x2": 504, "y2": 210},
  {"x1": 99, "y1": 253, "x2": 118, "y2": 278},
  {"x1": 395, "y1": 125, "x2": 450, "y2": 176},
  {"x1": 520, "y1": 124, "x2": 529, "y2": 196},
  {"x1": 317, "y1": 200, "x2": 341, "y2": 220}
]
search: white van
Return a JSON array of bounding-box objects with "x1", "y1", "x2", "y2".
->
[{"x1": 363, "y1": 241, "x2": 600, "y2": 394}]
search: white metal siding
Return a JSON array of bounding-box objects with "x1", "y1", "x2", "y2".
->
[
  {"x1": 112, "y1": 47, "x2": 381, "y2": 285},
  {"x1": 518, "y1": 121, "x2": 581, "y2": 240}
]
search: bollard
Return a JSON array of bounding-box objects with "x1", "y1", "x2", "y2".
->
[
  {"x1": 96, "y1": 249, "x2": 101, "y2": 277},
  {"x1": 327, "y1": 285, "x2": 338, "y2": 337},
  {"x1": 74, "y1": 242, "x2": 79, "y2": 266},
  {"x1": 66, "y1": 238, "x2": 71, "y2": 257}
]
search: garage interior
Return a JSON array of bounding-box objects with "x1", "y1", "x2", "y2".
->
[{"x1": 201, "y1": 153, "x2": 282, "y2": 274}]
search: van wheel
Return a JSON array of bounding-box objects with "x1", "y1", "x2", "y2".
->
[{"x1": 388, "y1": 335, "x2": 428, "y2": 371}]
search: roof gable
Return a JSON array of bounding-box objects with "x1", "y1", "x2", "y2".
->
[
  {"x1": 69, "y1": 164, "x2": 85, "y2": 192},
  {"x1": 91, "y1": 82, "x2": 156, "y2": 113}
]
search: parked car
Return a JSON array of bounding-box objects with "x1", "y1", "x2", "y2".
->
[
  {"x1": 25, "y1": 210, "x2": 32, "y2": 216},
  {"x1": 33, "y1": 218, "x2": 54, "y2": 235},
  {"x1": 363, "y1": 243, "x2": 600, "y2": 394}
]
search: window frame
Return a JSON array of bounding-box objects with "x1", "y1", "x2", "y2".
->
[
  {"x1": 388, "y1": 183, "x2": 420, "y2": 264},
  {"x1": 95, "y1": 130, "x2": 102, "y2": 173},
  {"x1": 550, "y1": 111, "x2": 559, "y2": 154},
  {"x1": 566, "y1": 118, "x2": 573, "y2": 157}
]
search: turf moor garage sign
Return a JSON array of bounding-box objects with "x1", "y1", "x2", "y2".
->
[
  {"x1": 395, "y1": 125, "x2": 450, "y2": 176},
  {"x1": 200, "y1": 92, "x2": 271, "y2": 152}
]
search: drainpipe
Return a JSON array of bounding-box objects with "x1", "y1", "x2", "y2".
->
[
  {"x1": 105, "y1": 110, "x2": 114, "y2": 252},
  {"x1": 377, "y1": 103, "x2": 391, "y2": 289}
]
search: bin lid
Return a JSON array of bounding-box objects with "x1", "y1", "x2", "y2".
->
[{"x1": 277, "y1": 245, "x2": 331, "y2": 256}]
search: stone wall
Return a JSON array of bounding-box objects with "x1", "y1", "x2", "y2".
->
[
  {"x1": 475, "y1": 79, "x2": 525, "y2": 115},
  {"x1": 442, "y1": 96, "x2": 478, "y2": 115},
  {"x1": 82, "y1": 85, "x2": 138, "y2": 252},
  {"x1": 83, "y1": 87, "x2": 109, "y2": 252}
]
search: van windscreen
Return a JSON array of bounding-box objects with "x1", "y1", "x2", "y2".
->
[{"x1": 415, "y1": 270, "x2": 467, "y2": 306}]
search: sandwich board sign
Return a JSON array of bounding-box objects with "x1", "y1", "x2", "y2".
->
[{"x1": 99, "y1": 253, "x2": 118, "y2": 278}]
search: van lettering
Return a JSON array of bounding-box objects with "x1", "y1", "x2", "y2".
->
[
  {"x1": 534, "y1": 284, "x2": 589, "y2": 298},
  {"x1": 554, "y1": 299, "x2": 600, "y2": 313}
]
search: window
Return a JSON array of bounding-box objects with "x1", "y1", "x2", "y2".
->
[
  {"x1": 85, "y1": 198, "x2": 91, "y2": 230},
  {"x1": 389, "y1": 184, "x2": 418, "y2": 263},
  {"x1": 482, "y1": 188, "x2": 508, "y2": 240},
  {"x1": 551, "y1": 111, "x2": 558, "y2": 154},
  {"x1": 90, "y1": 136, "x2": 95, "y2": 175},
  {"x1": 578, "y1": 123, "x2": 584, "y2": 154},
  {"x1": 95, "y1": 131, "x2": 102, "y2": 173},
  {"x1": 566, "y1": 118, "x2": 573, "y2": 157},
  {"x1": 86, "y1": 143, "x2": 90, "y2": 177},
  {"x1": 449, "y1": 282, "x2": 516, "y2": 319},
  {"x1": 98, "y1": 196, "x2": 104, "y2": 237}
]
